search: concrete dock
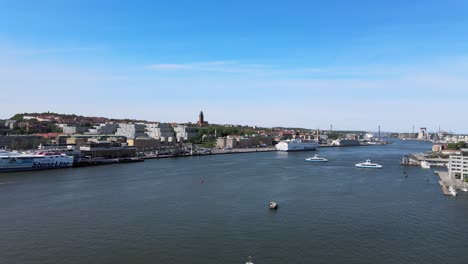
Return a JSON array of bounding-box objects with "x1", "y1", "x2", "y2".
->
[{"x1": 438, "y1": 180, "x2": 452, "y2": 196}]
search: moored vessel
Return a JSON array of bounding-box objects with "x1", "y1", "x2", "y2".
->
[
  {"x1": 449, "y1": 186, "x2": 457, "y2": 196},
  {"x1": 275, "y1": 138, "x2": 318, "y2": 152},
  {"x1": 0, "y1": 150, "x2": 73, "y2": 172},
  {"x1": 420, "y1": 161, "x2": 431, "y2": 169}
]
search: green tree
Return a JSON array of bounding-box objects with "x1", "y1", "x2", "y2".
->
[{"x1": 447, "y1": 143, "x2": 458, "y2": 150}]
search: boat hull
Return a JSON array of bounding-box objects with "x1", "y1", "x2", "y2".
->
[
  {"x1": 275, "y1": 140, "x2": 318, "y2": 152},
  {"x1": 355, "y1": 165, "x2": 382, "y2": 169},
  {"x1": 0, "y1": 155, "x2": 73, "y2": 173},
  {"x1": 305, "y1": 159, "x2": 328, "y2": 162}
]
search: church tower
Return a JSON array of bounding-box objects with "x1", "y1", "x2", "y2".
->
[{"x1": 198, "y1": 111, "x2": 204, "y2": 126}]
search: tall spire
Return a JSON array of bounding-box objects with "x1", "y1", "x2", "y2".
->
[{"x1": 198, "y1": 110, "x2": 204, "y2": 126}]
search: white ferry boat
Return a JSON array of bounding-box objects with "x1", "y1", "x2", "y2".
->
[
  {"x1": 275, "y1": 138, "x2": 318, "y2": 152},
  {"x1": 305, "y1": 154, "x2": 328, "y2": 162},
  {"x1": 0, "y1": 150, "x2": 73, "y2": 172},
  {"x1": 355, "y1": 159, "x2": 383, "y2": 169}
]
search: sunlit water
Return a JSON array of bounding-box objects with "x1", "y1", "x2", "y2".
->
[{"x1": 1, "y1": 140, "x2": 467, "y2": 264}]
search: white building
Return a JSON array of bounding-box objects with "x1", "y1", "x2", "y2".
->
[
  {"x1": 146, "y1": 123, "x2": 174, "y2": 141},
  {"x1": 449, "y1": 148, "x2": 468, "y2": 181},
  {"x1": 116, "y1": 123, "x2": 147, "y2": 139},
  {"x1": 22, "y1": 116, "x2": 37, "y2": 120},
  {"x1": 418, "y1": 127, "x2": 428, "y2": 141},
  {"x1": 174, "y1": 125, "x2": 197, "y2": 141},
  {"x1": 61, "y1": 124, "x2": 89, "y2": 135},
  {"x1": 87, "y1": 123, "x2": 119, "y2": 134}
]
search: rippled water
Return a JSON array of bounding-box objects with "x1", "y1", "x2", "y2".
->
[{"x1": 1, "y1": 140, "x2": 468, "y2": 264}]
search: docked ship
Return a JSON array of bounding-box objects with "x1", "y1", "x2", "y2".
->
[
  {"x1": 275, "y1": 138, "x2": 318, "y2": 152},
  {"x1": 0, "y1": 150, "x2": 74, "y2": 172}
]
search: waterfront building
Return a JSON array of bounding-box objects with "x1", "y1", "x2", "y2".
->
[
  {"x1": 216, "y1": 137, "x2": 237, "y2": 149},
  {"x1": 116, "y1": 123, "x2": 146, "y2": 139},
  {"x1": 146, "y1": 123, "x2": 175, "y2": 141},
  {"x1": 174, "y1": 125, "x2": 197, "y2": 141},
  {"x1": 449, "y1": 148, "x2": 468, "y2": 181},
  {"x1": 127, "y1": 137, "x2": 161, "y2": 151},
  {"x1": 57, "y1": 134, "x2": 127, "y2": 146},
  {"x1": 79, "y1": 142, "x2": 137, "y2": 159}
]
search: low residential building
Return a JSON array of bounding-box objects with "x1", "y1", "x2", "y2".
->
[
  {"x1": 4, "y1": 120, "x2": 17, "y2": 129},
  {"x1": 448, "y1": 148, "x2": 468, "y2": 181}
]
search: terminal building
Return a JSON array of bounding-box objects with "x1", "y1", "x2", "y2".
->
[{"x1": 449, "y1": 148, "x2": 468, "y2": 181}]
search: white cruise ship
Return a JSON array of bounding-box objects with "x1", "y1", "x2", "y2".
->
[
  {"x1": 0, "y1": 150, "x2": 74, "y2": 172},
  {"x1": 275, "y1": 138, "x2": 319, "y2": 152}
]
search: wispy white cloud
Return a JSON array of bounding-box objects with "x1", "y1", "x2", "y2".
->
[{"x1": 147, "y1": 60, "x2": 276, "y2": 74}]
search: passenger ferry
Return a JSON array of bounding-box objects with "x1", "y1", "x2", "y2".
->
[
  {"x1": 355, "y1": 159, "x2": 383, "y2": 169},
  {"x1": 275, "y1": 138, "x2": 318, "y2": 152},
  {"x1": 305, "y1": 154, "x2": 328, "y2": 162},
  {"x1": 0, "y1": 150, "x2": 73, "y2": 172}
]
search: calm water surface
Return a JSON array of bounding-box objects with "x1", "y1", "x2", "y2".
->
[{"x1": 1, "y1": 140, "x2": 468, "y2": 264}]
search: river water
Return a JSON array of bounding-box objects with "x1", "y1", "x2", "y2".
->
[{"x1": 1, "y1": 140, "x2": 467, "y2": 264}]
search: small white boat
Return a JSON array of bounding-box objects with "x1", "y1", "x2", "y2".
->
[
  {"x1": 420, "y1": 161, "x2": 431, "y2": 169},
  {"x1": 462, "y1": 188, "x2": 468, "y2": 192},
  {"x1": 355, "y1": 159, "x2": 383, "y2": 169},
  {"x1": 246, "y1": 256, "x2": 253, "y2": 264},
  {"x1": 449, "y1": 186, "x2": 457, "y2": 196},
  {"x1": 269, "y1": 201, "x2": 278, "y2": 209},
  {"x1": 305, "y1": 154, "x2": 328, "y2": 162}
]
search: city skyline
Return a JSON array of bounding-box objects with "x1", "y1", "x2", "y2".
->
[{"x1": 1, "y1": 1, "x2": 468, "y2": 132}]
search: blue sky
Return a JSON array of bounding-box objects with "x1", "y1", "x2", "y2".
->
[{"x1": 1, "y1": 1, "x2": 468, "y2": 132}]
